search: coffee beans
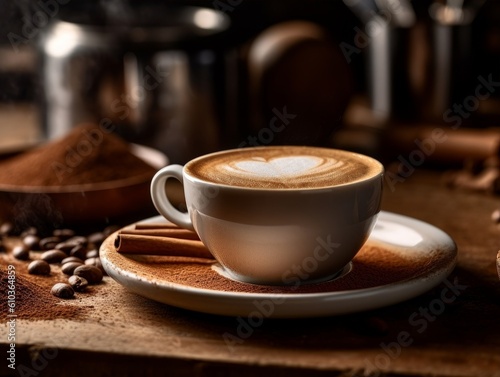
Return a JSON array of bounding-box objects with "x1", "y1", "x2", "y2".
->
[
  {"x1": 39, "y1": 236, "x2": 62, "y2": 250},
  {"x1": 22, "y1": 234, "x2": 40, "y2": 250},
  {"x1": 55, "y1": 241, "x2": 78, "y2": 253},
  {"x1": 28, "y1": 260, "x2": 50, "y2": 275},
  {"x1": 20, "y1": 227, "x2": 37, "y2": 238},
  {"x1": 85, "y1": 257, "x2": 106, "y2": 275},
  {"x1": 8, "y1": 223, "x2": 116, "y2": 300},
  {"x1": 51, "y1": 283, "x2": 74, "y2": 299},
  {"x1": 67, "y1": 236, "x2": 88, "y2": 246},
  {"x1": 0, "y1": 221, "x2": 14, "y2": 236},
  {"x1": 41, "y1": 249, "x2": 68, "y2": 264},
  {"x1": 61, "y1": 256, "x2": 84, "y2": 265},
  {"x1": 53, "y1": 229, "x2": 75, "y2": 240},
  {"x1": 13, "y1": 245, "x2": 30, "y2": 260},
  {"x1": 73, "y1": 265, "x2": 103, "y2": 284},
  {"x1": 68, "y1": 275, "x2": 88, "y2": 292},
  {"x1": 87, "y1": 232, "x2": 104, "y2": 246},
  {"x1": 86, "y1": 249, "x2": 99, "y2": 259},
  {"x1": 61, "y1": 262, "x2": 83, "y2": 276},
  {"x1": 70, "y1": 245, "x2": 87, "y2": 260}
]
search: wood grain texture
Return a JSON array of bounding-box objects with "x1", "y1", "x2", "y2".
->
[{"x1": 1, "y1": 170, "x2": 500, "y2": 377}]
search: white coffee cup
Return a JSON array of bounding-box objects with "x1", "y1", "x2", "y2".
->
[{"x1": 151, "y1": 146, "x2": 383, "y2": 285}]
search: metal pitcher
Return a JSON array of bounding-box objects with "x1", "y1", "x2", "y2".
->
[{"x1": 38, "y1": 4, "x2": 230, "y2": 163}]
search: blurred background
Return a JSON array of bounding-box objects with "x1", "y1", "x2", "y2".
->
[{"x1": 0, "y1": 0, "x2": 499, "y2": 165}]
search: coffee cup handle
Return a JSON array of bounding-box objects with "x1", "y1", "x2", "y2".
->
[{"x1": 150, "y1": 165, "x2": 194, "y2": 231}]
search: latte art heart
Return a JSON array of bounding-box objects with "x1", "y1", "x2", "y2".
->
[
  {"x1": 186, "y1": 146, "x2": 380, "y2": 189},
  {"x1": 228, "y1": 156, "x2": 329, "y2": 178}
]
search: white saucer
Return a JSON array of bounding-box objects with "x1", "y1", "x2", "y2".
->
[{"x1": 100, "y1": 211, "x2": 457, "y2": 318}]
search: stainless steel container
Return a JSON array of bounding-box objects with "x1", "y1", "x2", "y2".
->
[{"x1": 38, "y1": 5, "x2": 230, "y2": 163}]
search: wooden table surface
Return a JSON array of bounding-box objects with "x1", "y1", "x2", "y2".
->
[{"x1": 2, "y1": 169, "x2": 500, "y2": 377}]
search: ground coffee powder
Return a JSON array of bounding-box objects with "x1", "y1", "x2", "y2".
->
[
  {"x1": 1, "y1": 259, "x2": 83, "y2": 320},
  {"x1": 0, "y1": 124, "x2": 156, "y2": 187}
]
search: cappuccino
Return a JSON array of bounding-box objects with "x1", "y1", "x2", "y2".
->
[
  {"x1": 186, "y1": 146, "x2": 381, "y2": 189},
  {"x1": 151, "y1": 145, "x2": 384, "y2": 284}
]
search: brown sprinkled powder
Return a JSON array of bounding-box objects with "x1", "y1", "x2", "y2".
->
[
  {"x1": 102, "y1": 234, "x2": 455, "y2": 295},
  {"x1": 1, "y1": 274, "x2": 81, "y2": 320},
  {"x1": 0, "y1": 123, "x2": 156, "y2": 187},
  {"x1": 1, "y1": 241, "x2": 85, "y2": 320}
]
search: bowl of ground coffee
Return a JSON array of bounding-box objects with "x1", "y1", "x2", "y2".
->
[{"x1": 0, "y1": 124, "x2": 167, "y2": 230}]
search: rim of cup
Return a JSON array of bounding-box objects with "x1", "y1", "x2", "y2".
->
[{"x1": 182, "y1": 146, "x2": 384, "y2": 192}]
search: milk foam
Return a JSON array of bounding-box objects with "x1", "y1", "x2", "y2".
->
[
  {"x1": 186, "y1": 147, "x2": 381, "y2": 189},
  {"x1": 226, "y1": 156, "x2": 335, "y2": 178}
]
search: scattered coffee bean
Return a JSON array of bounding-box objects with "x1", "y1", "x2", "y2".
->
[
  {"x1": 55, "y1": 237, "x2": 88, "y2": 252},
  {"x1": 55, "y1": 242, "x2": 74, "y2": 253},
  {"x1": 41, "y1": 249, "x2": 68, "y2": 264},
  {"x1": 103, "y1": 225, "x2": 120, "y2": 237},
  {"x1": 62, "y1": 262, "x2": 84, "y2": 276},
  {"x1": 87, "y1": 232, "x2": 105, "y2": 246},
  {"x1": 28, "y1": 260, "x2": 50, "y2": 275},
  {"x1": 51, "y1": 283, "x2": 74, "y2": 299},
  {"x1": 70, "y1": 245, "x2": 87, "y2": 260},
  {"x1": 66, "y1": 236, "x2": 88, "y2": 246},
  {"x1": 13, "y1": 245, "x2": 30, "y2": 260},
  {"x1": 53, "y1": 229, "x2": 75, "y2": 240},
  {"x1": 491, "y1": 209, "x2": 500, "y2": 224},
  {"x1": 0, "y1": 222, "x2": 14, "y2": 236},
  {"x1": 20, "y1": 227, "x2": 38, "y2": 238},
  {"x1": 68, "y1": 275, "x2": 88, "y2": 292},
  {"x1": 61, "y1": 256, "x2": 84, "y2": 265},
  {"x1": 73, "y1": 265, "x2": 103, "y2": 284},
  {"x1": 86, "y1": 249, "x2": 98, "y2": 259},
  {"x1": 85, "y1": 257, "x2": 106, "y2": 275},
  {"x1": 22, "y1": 234, "x2": 40, "y2": 250},
  {"x1": 39, "y1": 236, "x2": 62, "y2": 250}
]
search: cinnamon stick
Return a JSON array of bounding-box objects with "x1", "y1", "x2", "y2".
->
[
  {"x1": 120, "y1": 228, "x2": 200, "y2": 240},
  {"x1": 115, "y1": 233, "x2": 213, "y2": 259},
  {"x1": 134, "y1": 223, "x2": 180, "y2": 230}
]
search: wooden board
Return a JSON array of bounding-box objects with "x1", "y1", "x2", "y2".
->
[{"x1": 2, "y1": 170, "x2": 500, "y2": 377}]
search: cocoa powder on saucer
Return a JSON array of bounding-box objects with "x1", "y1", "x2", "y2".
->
[{"x1": 105, "y1": 240, "x2": 454, "y2": 295}]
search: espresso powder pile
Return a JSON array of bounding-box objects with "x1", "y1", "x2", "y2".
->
[
  {"x1": 0, "y1": 124, "x2": 156, "y2": 187},
  {"x1": 1, "y1": 274, "x2": 82, "y2": 320}
]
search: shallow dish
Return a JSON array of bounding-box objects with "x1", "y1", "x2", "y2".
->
[
  {"x1": 0, "y1": 144, "x2": 167, "y2": 227},
  {"x1": 101, "y1": 211, "x2": 458, "y2": 318}
]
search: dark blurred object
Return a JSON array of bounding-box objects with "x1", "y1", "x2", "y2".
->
[
  {"x1": 246, "y1": 21, "x2": 354, "y2": 146},
  {"x1": 386, "y1": 125, "x2": 500, "y2": 165},
  {"x1": 343, "y1": 0, "x2": 497, "y2": 127},
  {"x1": 1, "y1": 0, "x2": 500, "y2": 160},
  {"x1": 497, "y1": 250, "x2": 500, "y2": 280},
  {"x1": 344, "y1": 0, "x2": 418, "y2": 122},
  {"x1": 424, "y1": 0, "x2": 486, "y2": 121},
  {"x1": 39, "y1": 4, "x2": 230, "y2": 164},
  {"x1": 0, "y1": 0, "x2": 361, "y2": 157},
  {"x1": 443, "y1": 155, "x2": 499, "y2": 195},
  {"x1": 0, "y1": 47, "x2": 37, "y2": 102}
]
